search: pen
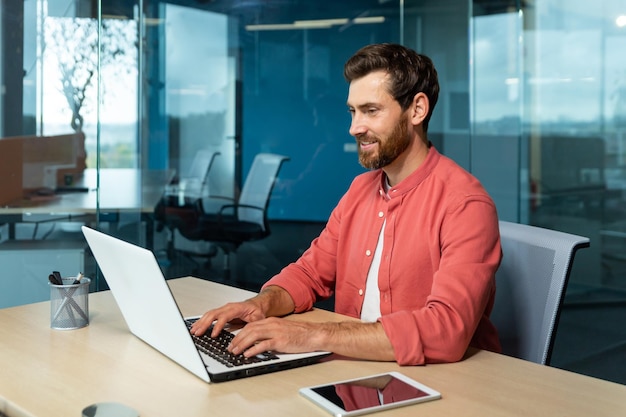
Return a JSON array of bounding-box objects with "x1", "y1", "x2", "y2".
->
[{"x1": 72, "y1": 272, "x2": 84, "y2": 285}]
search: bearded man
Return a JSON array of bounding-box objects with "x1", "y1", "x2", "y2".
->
[{"x1": 191, "y1": 43, "x2": 502, "y2": 365}]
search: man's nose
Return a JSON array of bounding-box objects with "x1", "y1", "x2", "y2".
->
[{"x1": 349, "y1": 114, "x2": 366, "y2": 137}]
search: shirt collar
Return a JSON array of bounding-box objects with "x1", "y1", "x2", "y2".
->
[{"x1": 377, "y1": 145, "x2": 441, "y2": 198}]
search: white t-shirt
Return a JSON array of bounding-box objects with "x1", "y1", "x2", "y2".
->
[
  {"x1": 360, "y1": 177, "x2": 391, "y2": 322},
  {"x1": 360, "y1": 220, "x2": 385, "y2": 322}
]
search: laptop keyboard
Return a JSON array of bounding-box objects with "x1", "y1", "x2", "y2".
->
[{"x1": 185, "y1": 319, "x2": 279, "y2": 368}]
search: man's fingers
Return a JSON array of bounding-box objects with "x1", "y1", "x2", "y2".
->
[
  {"x1": 190, "y1": 315, "x2": 212, "y2": 335},
  {"x1": 210, "y1": 317, "x2": 230, "y2": 338}
]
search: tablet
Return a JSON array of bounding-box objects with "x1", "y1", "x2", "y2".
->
[{"x1": 299, "y1": 371, "x2": 441, "y2": 417}]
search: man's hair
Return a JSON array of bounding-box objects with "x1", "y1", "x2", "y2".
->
[{"x1": 343, "y1": 43, "x2": 439, "y2": 132}]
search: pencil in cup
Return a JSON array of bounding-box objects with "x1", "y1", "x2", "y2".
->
[{"x1": 49, "y1": 277, "x2": 91, "y2": 330}]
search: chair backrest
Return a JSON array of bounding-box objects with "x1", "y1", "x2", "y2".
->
[
  {"x1": 237, "y1": 153, "x2": 289, "y2": 229},
  {"x1": 492, "y1": 221, "x2": 590, "y2": 365},
  {"x1": 184, "y1": 150, "x2": 220, "y2": 186}
]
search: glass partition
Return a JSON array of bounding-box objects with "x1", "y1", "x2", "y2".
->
[
  {"x1": 0, "y1": 0, "x2": 472, "y2": 297},
  {"x1": 471, "y1": 0, "x2": 626, "y2": 297},
  {"x1": 471, "y1": 0, "x2": 626, "y2": 382}
]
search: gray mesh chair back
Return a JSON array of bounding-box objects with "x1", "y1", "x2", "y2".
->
[
  {"x1": 185, "y1": 149, "x2": 220, "y2": 186},
  {"x1": 155, "y1": 149, "x2": 221, "y2": 264},
  {"x1": 237, "y1": 153, "x2": 289, "y2": 231},
  {"x1": 492, "y1": 221, "x2": 590, "y2": 365}
]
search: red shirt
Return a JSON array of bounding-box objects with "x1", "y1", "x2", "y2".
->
[{"x1": 264, "y1": 146, "x2": 502, "y2": 365}]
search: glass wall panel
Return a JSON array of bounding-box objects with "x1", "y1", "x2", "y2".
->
[
  {"x1": 1, "y1": 1, "x2": 156, "y2": 294},
  {"x1": 521, "y1": 1, "x2": 626, "y2": 294},
  {"x1": 2, "y1": 0, "x2": 474, "y2": 296},
  {"x1": 472, "y1": 0, "x2": 626, "y2": 383},
  {"x1": 471, "y1": 6, "x2": 523, "y2": 223},
  {"x1": 0, "y1": 0, "x2": 105, "y2": 304},
  {"x1": 525, "y1": 0, "x2": 626, "y2": 381},
  {"x1": 163, "y1": 3, "x2": 236, "y2": 203}
]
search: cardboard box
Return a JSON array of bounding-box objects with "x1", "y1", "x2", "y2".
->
[{"x1": 0, "y1": 132, "x2": 87, "y2": 205}]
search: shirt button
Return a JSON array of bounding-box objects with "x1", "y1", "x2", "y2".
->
[
  {"x1": 359, "y1": 289, "x2": 364, "y2": 296},
  {"x1": 378, "y1": 211, "x2": 384, "y2": 218},
  {"x1": 365, "y1": 250, "x2": 372, "y2": 256}
]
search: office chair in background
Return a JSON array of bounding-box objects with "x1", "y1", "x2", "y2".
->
[
  {"x1": 158, "y1": 153, "x2": 289, "y2": 281},
  {"x1": 185, "y1": 149, "x2": 221, "y2": 187},
  {"x1": 155, "y1": 149, "x2": 221, "y2": 267},
  {"x1": 492, "y1": 221, "x2": 590, "y2": 365}
]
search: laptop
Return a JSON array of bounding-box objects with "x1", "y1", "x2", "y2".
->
[{"x1": 81, "y1": 225, "x2": 331, "y2": 383}]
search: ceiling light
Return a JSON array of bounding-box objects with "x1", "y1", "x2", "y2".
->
[
  {"x1": 245, "y1": 23, "x2": 301, "y2": 31},
  {"x1": 353, "y1": 16, "x2": 385, "y2": 24},
  {"x1": 245, "y1": 16, "x2": 385, "y2": 32},
  {"x1": 294, "y1": 18, "x2": 349, "y2": 27}
]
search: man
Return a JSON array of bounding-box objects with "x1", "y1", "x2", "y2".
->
[{"x1": 191, "y1": 43, "x2": 502, "y2": 365}]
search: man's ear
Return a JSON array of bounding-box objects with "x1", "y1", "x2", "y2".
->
[{"x1": 410, "y1": 92, "x2": 429, "y2": 126}]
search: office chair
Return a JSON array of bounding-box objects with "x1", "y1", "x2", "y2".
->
[
  {"x1": 162, "y1": 153, "x2": 289, "y2": 281},
  {"x1": 492, "y1": 221, "x2": 590, "y2": 365},
  {"x1": 175, "y1": 149, "x2": 221, "y2": 190},
  {"x1": 155, "y1": 150, "x2": 221, "y2": 266}
]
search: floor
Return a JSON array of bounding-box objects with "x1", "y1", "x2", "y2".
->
[{"x1": 158, "y1": 220, "x2": 626, "y2": 386}]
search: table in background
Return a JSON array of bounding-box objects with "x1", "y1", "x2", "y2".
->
[
  {"x1": 0, "y1": 168, "x2": 173, "y2": 308},
  {"x1": 1, "y1": 277, "x2": 625, "y2": 417},
  {"x1": 0, "y1": 168, "x2": 174, "y2": 247}
]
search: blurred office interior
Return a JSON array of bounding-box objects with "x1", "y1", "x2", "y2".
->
[{"x1": 0, "y1": 0, "x2": 625, "y2": 384}]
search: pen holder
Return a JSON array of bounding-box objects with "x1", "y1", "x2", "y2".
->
[{"x1": 50, "y1": 277, "x2": 90, "y2": 330}]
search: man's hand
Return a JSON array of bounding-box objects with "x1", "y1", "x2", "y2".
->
[
  {"x1": 190, "y1": 299, "x2": 266, "y2": 338},
  {"x1": 190, "y1": 285, "x2": 295, "y2": 338},
  {"x1": 190, "y1": 284, "x2": 396, "y2": 362},
  {"x1": 228, "y1": 317, "x2": 322, "y2": 357}
]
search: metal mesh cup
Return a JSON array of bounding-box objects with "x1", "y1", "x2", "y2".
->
[{"x1": 50, "y1": 277, "x2": 90, "y2": 330}]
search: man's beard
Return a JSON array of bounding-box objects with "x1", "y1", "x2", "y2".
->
[{"x1": 356, "y1": 116, "x2": 411, "y2": 170}]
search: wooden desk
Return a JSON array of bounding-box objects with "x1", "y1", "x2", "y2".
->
[{"x1": 1, "y1": 278, "x2": 625, "y2": 417}]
